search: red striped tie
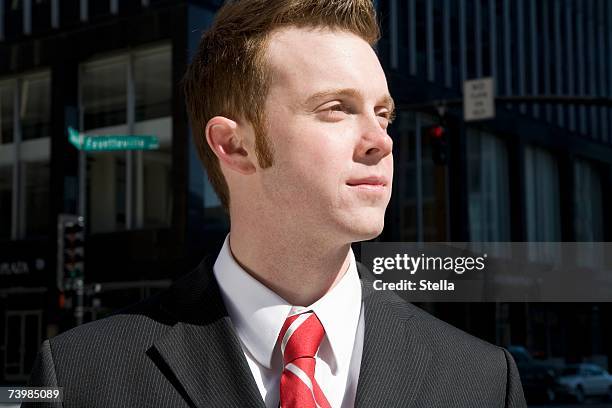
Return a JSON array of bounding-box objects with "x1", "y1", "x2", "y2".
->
[{"x1": 278, "y1": 311, "x2": 331, "y2": 408}]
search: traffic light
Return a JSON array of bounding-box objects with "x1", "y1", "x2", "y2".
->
[
  {"x1": 428, "y1": 124, "x2": 448, "y2": 166},
  {"x1": 59, "y1": 216, "x2": 85, "y2": 283}
]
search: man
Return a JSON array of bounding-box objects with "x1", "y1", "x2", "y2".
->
[{"x1": 27, "y1": 0, "x2": 526, "y2": 407}]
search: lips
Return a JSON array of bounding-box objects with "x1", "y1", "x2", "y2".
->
[{"x1": 346, "y1": 176, "x2": 389, "y2": 187}]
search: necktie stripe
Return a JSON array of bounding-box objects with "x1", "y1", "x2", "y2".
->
[
  {"x1": 284, "y1": 363, "x2": 318, "y2": 404},
  {"x1": 281, "y1": 312, "x2": 311, "y2": 355}
]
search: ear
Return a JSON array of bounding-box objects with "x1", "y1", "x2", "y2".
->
[{"x1": 205, "y1": 116, "x2": 256, "y2": 175}]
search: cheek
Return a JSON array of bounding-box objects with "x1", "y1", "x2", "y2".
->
[{"x1": 276, "y1": 122, "x2": 350, "y2": 174}]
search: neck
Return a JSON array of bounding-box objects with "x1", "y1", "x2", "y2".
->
[{"x1": 228, "y1": 225, "x2": 352, "y2": 306}]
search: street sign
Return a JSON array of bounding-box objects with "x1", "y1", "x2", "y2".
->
[
  {"x1": 68, "y1": 127, "x2": 159, "y2": 151},
  {"x1": 463, "y1": 77, "x2": 495, "y2": 121}
]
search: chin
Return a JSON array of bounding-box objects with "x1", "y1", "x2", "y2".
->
[
  {"x1": 326, "y1": 203, "x2": 388, "y2": 242},
  {"x1": 342, "y1": 215, "x2": 386, "y2": 242}
]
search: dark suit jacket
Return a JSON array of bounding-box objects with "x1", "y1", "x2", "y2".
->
[{"x1": 26, "y1": 257, "x2": 526, "y2": 407}]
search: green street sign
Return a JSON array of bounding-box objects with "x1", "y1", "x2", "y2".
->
[{"x1": 68, "y1": 127, "x2": 160, "y2": 151}]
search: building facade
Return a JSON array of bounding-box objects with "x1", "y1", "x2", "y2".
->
[{"x1": 0, "y1": 0, "x2": 610, "y2": 384}]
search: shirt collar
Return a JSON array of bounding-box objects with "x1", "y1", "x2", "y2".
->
[{"x1": 213, "y1": 234, "x2": 362, "y2": 373}]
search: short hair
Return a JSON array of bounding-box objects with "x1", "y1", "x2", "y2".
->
[{"x1": 182, "y1": 0, "x2": 380, "y2": 211}]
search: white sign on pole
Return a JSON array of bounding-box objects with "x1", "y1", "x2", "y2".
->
[{"x1": 463, "y1": 77, "x2": 495, "y2": 121}]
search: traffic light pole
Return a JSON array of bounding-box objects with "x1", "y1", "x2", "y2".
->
[
  {"x1": 66, "y1": 121, "x2": 159, "y2": 327},
  {"x1": 75, "y1": 149, "x2": 87, "y2": 326}
]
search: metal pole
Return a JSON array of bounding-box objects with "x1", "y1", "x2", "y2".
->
[
  {"x1": 78, "y1": 150, "x2": 86, "y2": 220},
  {"x1": 126, "y1": 56, "x2": 135, "y2": 229},
  {"x1": 75, "y1": 150, "x2": 86, "y2": 326},
  {"x1": 76, "y1": 66, "x2": 86, "y2": 326}
]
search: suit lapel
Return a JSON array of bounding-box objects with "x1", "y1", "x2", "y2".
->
[
  {"x1": 152, "y1": 257, "x2": 265, "y2": 408},
  {"x1": 355, "y1": 263, "x2": 432, "y2": 408}
]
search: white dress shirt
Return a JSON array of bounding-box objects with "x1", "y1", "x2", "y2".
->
[{"x1": 213, "y1": 234, "x2": 365, "y2": 408}]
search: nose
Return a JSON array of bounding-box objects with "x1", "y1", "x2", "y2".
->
[{"x1": 354, "y1": 114, "x2": 393, "y2": 164}]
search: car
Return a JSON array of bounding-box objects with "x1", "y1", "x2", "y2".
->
[
  {"x1": 557, "y1": 363, "x2": 612, "y2": 403},
  {"x1": 508, "y1": 345, "x2": 562, "y2": 403}
]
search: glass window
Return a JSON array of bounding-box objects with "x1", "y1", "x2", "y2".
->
[
  {"x1": 420, "y1": 115, "x2": 448, "y2": 241},
  {"x1": 21, "y1": 74, "x2": 51, "y2": 141},
  {"x1": 88, "y1": 151, "x2": 127, "y2": 233},
  {"x1": 89, "y1": 0, "x2": 110, "y2": 19},
  {"x1": 524, "y1": 146, "x2": 561, "y2": 262},
  {"x1": 525, "y1": 146, "x2": 561, "y2": 241},
  {"x1": 119, "y1": 0, "x2": 141, "y2": 14},
  {"x1": 574, "y1": 159, "x2": 603, "y2": 241},
  {"x1": 82, "y1": 56, "x2": 128, "y2": 234},
  {"x1": 21, "y1": 73, "x2": 51, "y2": 238},
  {"x1": 32, "y1": 0, "x2": 52, "y2": 34},
  {"x1": 4, "y1": 0, "x2": 22, "y2": 39},
  {"x1": 4, "y1": 311, "x2": 41, "y2": 380},
  {"x1": 23, "y1": 160, "x2": 50, "y2": 238},
  {"x1": 0, "y1": 81, "x2": 14, "y2": 144},
  {"x1": 134, "y1": 46, "x2": 172, "y2": 121},
  {"x1": 5, "y1": 314, "x2": 20, "y2": 369},
  {"x1": 81, "y1": 45, "x2": 172, "y2": 232},
  {"x1": 0, "y1": 165, "x2": 11, "y2": 240},
  {"x1": 59, "y1": 0, "x2": 80, "y2": 26},
  {"x1": 0, "y1": 72, "x2": 50, "y2": 240},
  {"x1": 391, "y1": 111, "x2": 448, "y2": 241},
  {"x1": 82, "y1": 57, "x2": 127, "y2": 130},
  {"x1": 396, "y1": 110, "x2": 418, "y2": 241},
  {"x1": 143, "y1": 149, "x2": 172, "y2": 227},
  {"x1": 134, "y1": 46, "x2": 172, "y2": 228},
  {"x1": 467, "y1": 129, "x2": 510, "y2": 241}
]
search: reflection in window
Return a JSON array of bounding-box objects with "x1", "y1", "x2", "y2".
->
[
  {"x1": 82, "y1": 58, "x2": 127, "y2": 130},
  {"x1": 467, "y1": 129, "x2": 510, "y2": 241},
  {"x1": 574, "y1": 159, "x2": 603, "y2": 242},
  {"x1": 0, "y1": 81, "x2": 14, "y2": 144},
  {"x1": 21, "y1": 74, "x2": 51, "y2": 141}
]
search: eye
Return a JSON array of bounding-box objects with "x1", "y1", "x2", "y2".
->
[
  {"x1": 328, "y1": 103, "x2": 348, "y2": 113},
  {"x1": 377, "y1": 109, "x2": 395, "y2": 124},
  {"x1": 319, "y1": 103, "x2": 350, "y2": 121},
  {"x1": 376, "y1": 110, "x2": 395, "y2": 129}
]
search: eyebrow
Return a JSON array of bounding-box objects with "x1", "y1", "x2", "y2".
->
[{"x1": 303, "y1": 88, "x2": 396, "y2": 114}]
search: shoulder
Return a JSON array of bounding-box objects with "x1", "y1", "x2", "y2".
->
[
  {"x1": 357, "y1": 261, "x2": 512, "y2": 377},
  {"x1": 408, "y1": 302, "x2": 509, "y2": 365},
  {"x1": 48, "y1": 292, "x2": 174, "y2": 363},
  {"x1": 47, "y1": 256, "x2": 221, "y2": 362}
]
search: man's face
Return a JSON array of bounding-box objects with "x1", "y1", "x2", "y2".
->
[{"x1": 256, "y1": 26, "x2": 394, "y2": 242}]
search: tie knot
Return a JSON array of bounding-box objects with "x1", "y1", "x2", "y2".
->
[{"x1": 278, "y1": 311, "x2": 325, "y2": 365}]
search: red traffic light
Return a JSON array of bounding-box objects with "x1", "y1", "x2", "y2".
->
[{"x1": 428, "y1": 125, "x2": 445, "y2": 139}]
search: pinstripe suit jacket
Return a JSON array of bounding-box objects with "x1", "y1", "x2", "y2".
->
[{"x1": 26, "y1": 256, "x2": 526, "y2": 407}]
